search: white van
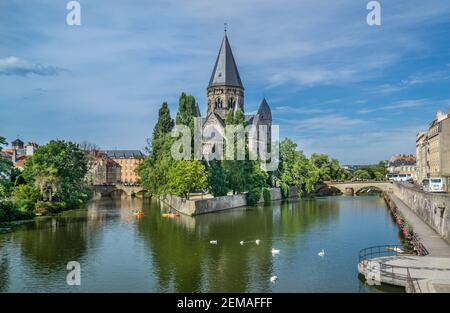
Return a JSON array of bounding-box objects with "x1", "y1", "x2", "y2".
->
[{"x1": 427, "y1": 177, "x2": 445, "y2": 192}]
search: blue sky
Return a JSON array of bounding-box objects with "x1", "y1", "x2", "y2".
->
[{"x1": 1, "y1": 0, "x2": 450, "y2": 164}]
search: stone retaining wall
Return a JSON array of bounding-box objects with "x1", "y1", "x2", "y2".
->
[
  {"x1": 393, "y1": 183, "x2": 450, "y2": 242},
  {"x1": 161, "y1": 187, "x2": 286, "y2": 216}
]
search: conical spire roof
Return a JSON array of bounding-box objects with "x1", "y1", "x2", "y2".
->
[
  {"x1": 257, "y1": 98, "x2": 272, "y2": 119},
  {"x1": 208, "y1": 33, "x2": 243, "y2": 89}
]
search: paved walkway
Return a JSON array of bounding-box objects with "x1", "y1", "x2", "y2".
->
[{"x1": 389, "y1": 193, "x2": 450, "y2": 257}]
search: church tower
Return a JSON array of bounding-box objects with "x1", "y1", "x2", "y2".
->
[{"x1": 207, "y1": 32, "x2": 244, "y2": 120}]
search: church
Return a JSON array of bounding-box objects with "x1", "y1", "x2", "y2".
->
[{"x1": 202, "y1": 31, "x2": 272, "y2": 158}]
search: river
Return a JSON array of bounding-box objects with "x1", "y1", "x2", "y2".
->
[{"x1": 0, "y1": 195, "x2": 403, "y2": 292}]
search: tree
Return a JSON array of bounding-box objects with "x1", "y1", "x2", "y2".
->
[
  {"x1": 21, "y1": 140, "x2": 90, "y2": 212},
  {"x1": 78, "y1": 141, "x2": 100, "y2": 152},
  {"x1": 176, "y1": 93, "x2": 201, "y2": 158},
  {"x1": 167, "y1": 160, "x2": 207, "y2": 199},
  {"x1": 207, "y1": 160, "x2": 228, "y2": 197},
  {"x1": 310, "y1": 153, "x2": 348, "y2": 181},
  {"x1": 276, "y1": 138, "x2": 320, "y2": 196},
  {"x1": 222, "y1": 108, "x2": 248, "y2": 194},
  {"x1": 353, "y1": 169, "x2": 371, "y2": 180},
  {"x1": 176, "y1": 92, "x2": 200, "y2": 132},
  {"x1": 138, "y1": 102, "x2": 176, "y2": 196},
  {"x1": 0, "y1": 136, "x2": 12, "y2": 196},
  {"x1": 150, "y1": 102, "x2": 174, "y2": 158}
]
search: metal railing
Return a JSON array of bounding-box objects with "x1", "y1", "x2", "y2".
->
[
  {"x1": 406, "y1": 268, "x2": 422, "y2": 293},
  {"x1": 359, "y1": 244, "x2": 418, "y2": 289},
  {"x1": 359, "y1": 244, "x2": 414, "y2": 263}
]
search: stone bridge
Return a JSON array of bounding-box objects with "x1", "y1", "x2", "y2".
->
[
  {"x1": 92, "y1": 183, "x2": 146, "y2": 198},
  {"x1": 319, "y1": 181, "x2": 393, "y2": 196}
]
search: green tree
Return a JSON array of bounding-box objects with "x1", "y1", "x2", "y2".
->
[
  {"x1": 353, "y1": 169, "x2": 371, "y2": 180},
  {"x1": 207, "y1": 160, "x2": 228, "y2": 197},
  {"x1": 0, "y1": 136, "x2": 11, "y2": 193},
  {"x1": 222, "y1": 108, "x2": 248, "y2": 194},
  {"x1": 310, "y1": 153, "x2": 348, "y2": 181},
  {"x1": 176, "y1": 93, "x2": 200, "y2": 131},
  {"x1": 276, "y1": 138, "x2": 320, "y2": 195},
  {"x1": 150, "y1": 102, "x2": 175, "y2": 159},
  {"x1": 167, "y1": 160, "x2": 207, "y2": 199},
  {"x1": 138, "y1": 102, "x2": 176, "y2": 196},
  {"x1": 176, "y1": 93, "x2": 201, "y2": 158},
  {"x1": 21, "y1": 140, "x2": 90, "y2": 212}
]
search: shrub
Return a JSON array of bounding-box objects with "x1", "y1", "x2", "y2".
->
[
  {"x1": 246, "y1": 188, "x2": 262, "y2": 206},
  {"x1": 263, "y1": 187, "x2": 271, "y2": 205},
  {"x1": 12, "y1": 184, "x2": 40, "y2": 213},
  {"x1": 280, "y1": 183, "x2": 289, "y2": 199},
  {"x1": 0, "y1": 200, "x2": 33, "y2": 222}
]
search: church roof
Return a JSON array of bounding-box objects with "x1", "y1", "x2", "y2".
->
[
  {"x1": 208, "y1": 33, "x2": 244, "y2": 89},
  {"x1": 257, "y1": 98, "x2": 272, "y2": 120}
]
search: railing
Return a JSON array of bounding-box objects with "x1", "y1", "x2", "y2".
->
[
  {"x1": 359, "y1": 244, "x2": 413, "y2": 263},
  {"x1": 406, "y1": 268, "x2": 422, "y2": 293},
  {"x1": 410, "y1": 233, "x2": 429, "y2": 256},
  {"x1": 359, "y1": 244, "x2": 418, "y2": 289}
]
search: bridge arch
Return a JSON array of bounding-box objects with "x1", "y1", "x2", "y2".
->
[{"x1": 355, "y1": 186, "x2": 383, "y2": 195}]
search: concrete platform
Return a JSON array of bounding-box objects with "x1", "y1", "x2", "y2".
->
[{"x1": 358, "y1": 255, "x2": 450, "y2": 292}]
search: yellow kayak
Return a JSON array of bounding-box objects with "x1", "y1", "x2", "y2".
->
[{"x1": 161, "y1": 213, "x2": 180, "y2": 218}]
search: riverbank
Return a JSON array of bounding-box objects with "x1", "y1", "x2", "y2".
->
[{"x1": 159, "y1": 186, "x2": 302, "y2": 216}]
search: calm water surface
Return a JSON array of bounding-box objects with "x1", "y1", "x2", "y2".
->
[{"x1": 0, "y1": 195, "x2": 403, "y2": 292}]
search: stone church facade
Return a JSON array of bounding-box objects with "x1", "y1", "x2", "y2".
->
[{"x1": 202, "y1": 32, "x2": 272, "y2": 159}]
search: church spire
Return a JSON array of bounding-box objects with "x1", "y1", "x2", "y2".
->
[{"x1": 208, "y1": 32, "x2": 243, "y2": 89}]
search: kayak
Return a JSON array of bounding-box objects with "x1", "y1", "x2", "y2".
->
[
  {"x1": 133, "y1": 211, "x2": 145, "y2": 216},
  {"x1": 161, "y1": 213, "x2": 180, "y2": 218}
]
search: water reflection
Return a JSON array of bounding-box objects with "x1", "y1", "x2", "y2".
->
[{"x1": 0, "y1": 195, "x2": 403, "y2": 292}]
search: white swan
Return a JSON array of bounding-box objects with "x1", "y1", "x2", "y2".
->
[
  {"x1": 255, "y1": 239, "x2": 261, "y2": 245},
  {"x1": 209, "y1": 240, "x2": 218, "y2": 245},
  {"x1": 240, "y1": 241, "x2": 244, "y2": 245},
  {"x1": 386, "y1": 247, "x2": 403, "y2": 253},
  {"x1": 271, "y1": 248, "x2": 280, "y2": 255},
  {"x1": 270, "y1": 276, "x2": 278, "y2": 283},
  {"x1": 318, "y1": 249, "x2": 325, "y2": 257}
]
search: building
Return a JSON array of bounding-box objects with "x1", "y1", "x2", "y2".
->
[
  {"x1": 202, "y1": 32, "x2": 272, "y2": 158},
  {"x1": 1, "y1": 138, "x2": 39, "y2": 169},
  {"x1": 102, "y1": 150, "x2": 144, "y2": 183},
  {"x1": 416, "y1": 131, "x2": 428, "y2": 182},
  {"x1": 386, "y1": 154, "x2": 417, "y2": 180},
  {"x1": 86, "y1": 151, "x2": 121, "y2": 185},
  {"x1": 416, "y1": 111, "x2": 450, "y2": 189}
]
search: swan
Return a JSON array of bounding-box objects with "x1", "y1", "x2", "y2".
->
[
  {"x1": 270, "y1": 276, "x2": 278, "y2": 283},
  {"x1": 318, "y1": 249, "x2": 325, "y2": 257},
  {"x1": 240, "y1": 241, "x2": 244, "y2": 245},
  {"x1": 255, "y1": 239, "x2": 261, "y2": 245},
  {"x1": 271, "y1": 248, "x2": 280, "y2": 255},
  {"x1": 209, "y1": 240, "x2": 218, "y2": 245},
  {"x1": 386, "y1": 247, "x2": 403, "y2": 253}
]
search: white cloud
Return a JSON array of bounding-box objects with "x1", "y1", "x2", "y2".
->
[{"x1": 0, "y1": 56, "x2": 64, "y2": 76}]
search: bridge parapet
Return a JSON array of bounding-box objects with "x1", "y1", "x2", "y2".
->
[
  {"x1": 92, "y1": 184, "x2": 145, "y2": 198},
  {"x1": 320, "y1": 181, "x2": 393, "y2": 195}
]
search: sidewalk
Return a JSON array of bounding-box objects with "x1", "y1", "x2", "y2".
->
[{"x1": 389, "y1": 193, "x2": 450, "y2": 257}]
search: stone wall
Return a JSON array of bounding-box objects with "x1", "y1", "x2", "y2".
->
[
  {"x1": 161, "y1": 187, "x2": 284, "y2": 216},
  {"x1": 393, "y1": 183, "x2": 450, "y2": 242}
]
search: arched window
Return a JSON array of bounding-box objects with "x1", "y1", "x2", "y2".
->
[
  {"x1": 215, "y1": 97, "x2": 223, "y2": 108},
  {"x1": 228, "y1": 97, "x2": 236, "y2": 109}
]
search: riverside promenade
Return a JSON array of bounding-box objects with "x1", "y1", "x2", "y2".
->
[
  {"x1": 390, "y1": 193, "x2": 450, "y2": 257},
  {"x1": 359, "y1": 188, "x2": 450, "y2": 293}
]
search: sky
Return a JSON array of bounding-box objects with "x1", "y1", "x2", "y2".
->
[{"x1": 1, "y1": 0, "x2": 450, "y2": 164}]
